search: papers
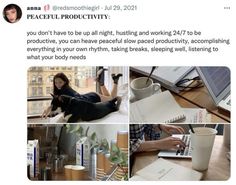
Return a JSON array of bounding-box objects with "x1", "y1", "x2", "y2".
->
[
  {"x1": 130, "y1": 158, "x2": 202, "y2": 181},
  {"x1": 183, "y1": 108, "x2": 211, "y2": 123},
  {"x1": 130, "y1": 91, "x2": 186, "y2": 123},
  {"x1": 130, "y1": 91, "x2": 211, "y2": 123}
]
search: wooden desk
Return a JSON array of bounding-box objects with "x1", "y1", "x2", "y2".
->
[
  {"x1": 172, "y1": 93, "x2": 228, "y2": 123},
  {"x1": 130, "y1": 71, "x2": 230, "y2": 123},
  {"x1": 131, "y1": 136, "x2": 230, "y2": 181},
  {"x1": 177, "y1": 87, "x2": 230, "y2": 122}
]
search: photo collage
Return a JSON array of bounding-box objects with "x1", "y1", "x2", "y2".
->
[{"x1": 27, "y1": 66, "x2": 230, "y2": 181}]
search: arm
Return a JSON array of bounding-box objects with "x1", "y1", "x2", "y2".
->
[
  {"x1": 41, "y1": 105, "x2": 52, "y2": 118},
  {"x1": 136, "y1": 137, "x2": 186, "y2": 152},
  {"x1": 130, "y1": 124, "x2": 185, "y2": 154},
  {"x1": 130, "y1": 138, "x2": 143, "y2": 155},
  {"x1": 159, "y1": 124, "x2": 185, "y2": 135},
  {"x1": 63, "y1": 87, "x2": 78, "y2": 97},
  {"x1": 144, "y1": 124, "x2": 161, "y2": 140}
]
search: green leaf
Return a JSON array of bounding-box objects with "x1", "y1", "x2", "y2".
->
[
  {"x1": 90, "y1": 132, "x2": 97, "y2": 141},
  {"x1": 99, "y1": 138, "x2": 109, "y2": 152},
  {"x1": 77, "y1": 127, "x2": 84, "y2": 136},
  {"x1": 65, "y1": 124, "x2": 71, "y2": 133},
  {"x1": 85, "y1": 126, "x2": 90, "y2": 137},
  {"x1": 110, "y1": 156, "x2": 123, "y2": 164},
  {"x1": 111, "y1": 144, "x2": 119, "y2": 153},
  {"x1": 69, "y1": 124, "x2": 80, "y2": 133}
]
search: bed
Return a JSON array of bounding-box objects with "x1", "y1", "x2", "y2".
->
[{"x1": 31, "y1": 84, "x2": 129, "y2": 124}]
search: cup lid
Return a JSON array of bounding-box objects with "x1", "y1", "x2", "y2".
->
[
  {"x1": 64, "y1": 165, "x2": 73, "y2": 169},
  {"x1": 189, "y1": 127, "x2": 218, "y2": 135},
  {"x1": 71, "y1": 165, "x2": 85, "y2": 170},
  {"x1": 117, "y1": 131, "x2": 128, "y2": 135}
]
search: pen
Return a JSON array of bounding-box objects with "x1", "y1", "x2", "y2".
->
[
  {"x1": 188, "y1": 124, "x2": 195, "y2": 133},
  {"x1": 146, "y1": 66, "x2": 156, "y2": 84}
]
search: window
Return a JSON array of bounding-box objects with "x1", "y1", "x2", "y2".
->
[
  {"x1": 68, "y1": 74, "x2": 72, "y2": 81},
  {"x1": 38, "y1": 75, "x2": 43, "y2": 83},
  {"x1": 38, "y1": 87, "x2": 43, "y2": 96},
  {"x1": 32, "y1": 87, "x2": 37, "y2": 96},
  {"x1": 46, "y1": 87, "x2": 51, "y2": 95},
  {"x1": 32, "y1": 75, "x2": 36, "y2": 83},
  {"x1": 104, "y1": 66, "x2": 129, "y2": 92},
  {"x1": 28, "y1": 67, "x2": 96, "y2": 117},
  {"x1": 47, "y1": 75, "x2": 54, "y2": 83}
]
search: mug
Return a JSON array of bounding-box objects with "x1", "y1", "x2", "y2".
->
[{"x1": 130, "y1": 77, "x2": 161, "y2": 100}]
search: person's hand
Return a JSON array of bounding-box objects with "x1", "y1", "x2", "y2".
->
[
  {"x1": 154, "y1": 136, "x2": 186, "y2": 150},
  {"x1": 41, "y1": 106, "x2": 52, "y2": 118},
  {"x1": 159, "y1": 124, "x2": 185, "y2": 135}
]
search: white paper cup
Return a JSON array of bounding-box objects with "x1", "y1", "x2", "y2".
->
[
  {"x1": 190, "y1": 127, "x2": 217, "y2": 171},
  {"x1": 130, "y1": 77, "x2": 161, "y2": 100}
]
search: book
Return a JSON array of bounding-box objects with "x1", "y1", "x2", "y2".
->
[
  {"x1": 130, "y1": 158, "x2": 202, "y2": 181},
  {"x1": 130, "y1": 91, "x2": 185, "y2": 123}
]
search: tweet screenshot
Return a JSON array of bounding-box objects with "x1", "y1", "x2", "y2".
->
[{"x1": 0, "y1": 0, "x2": 233, "y2": 184}]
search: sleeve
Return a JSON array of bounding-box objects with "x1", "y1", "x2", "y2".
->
[
  {"x1": 144, "y1": 124, "x2": 161, "y2": 140},
  {"x1": 129, "y1": 138, "x2": 143, "y2": 156},
  {"x1": 64, "y1": 87, "x2": 77, "y2": 97}
]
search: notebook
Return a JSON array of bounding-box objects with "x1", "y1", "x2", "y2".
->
[
  {"x1": 130, "y1": 91, "x2": 186, "y2": 123},
  {"x1": 130, "y1": 158, "x2": 202, "y2": 181}
]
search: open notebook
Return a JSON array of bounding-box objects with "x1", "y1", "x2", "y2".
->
[
  {"x1": 130, "y1": 91, "x2": 185, "y2": 123},
  {"x1": 130, "y1": 158, "x2": 202, "y2": 181}
]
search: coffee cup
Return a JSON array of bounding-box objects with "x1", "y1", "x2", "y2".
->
[
  {"x1": 130, "y1": 77, "x2": 161, "y2": 100},
  {"x1": 71, "y1": 165, "x2": 86, "y2": 180},
  {"x1": 190, "y1": 127, "x2": 217, "y2": 171},
  {"x1": 117, "y1": 131, "x2": 128, "y2": 148},
  {"x1": 104, "y1": 153, "x2": 111, "y2": 175},
  {"x1": 64, "y1": 165, "x2": 72, "y2": 180}
]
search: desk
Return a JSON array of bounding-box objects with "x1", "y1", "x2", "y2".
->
[
  {"x1": 131, "y1": 136, "x2": 230, "y2": 181},
  {"x1": 172, "y1": 93, "x2": 228, "y2": 123},
  {"x1": 130, "y1": 71, "x2": 230, "y2": 123},
  {"x1": 177, "y1": 87, "x2": 230, "y2": 122}
]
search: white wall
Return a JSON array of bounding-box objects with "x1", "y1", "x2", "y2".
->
[{"x1": 81, "y1": 124, "x2": 128, "y2": 147}]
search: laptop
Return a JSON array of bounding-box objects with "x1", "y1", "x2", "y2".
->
[
  {"x1": 158, "y1": 134, "x2": 192, "y2": 158},
  {"x1": 196, "y1": 67, "x2": 231, "y2": 112}
]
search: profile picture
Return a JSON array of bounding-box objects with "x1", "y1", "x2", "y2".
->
[{"x1": 3, "y1": 4, "x2": 22, "y2": 23}]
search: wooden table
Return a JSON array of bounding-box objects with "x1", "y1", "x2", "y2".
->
[
  {"x1": 130, "y1": 71, "x2": 230, "y2": 123},
  {"x1": 172, "y1": 93, "x2": 228, "y2": 123},
  {"x1": 131, "y1": 136, "x2": 230, "y2": 181},
  {"x1": 177, "y1": 87, "x2": 230, "y2": 122}
]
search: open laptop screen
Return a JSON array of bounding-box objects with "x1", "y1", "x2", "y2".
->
[{"x1": 199, "y1": 67, "x2": 230, "y2": 97}]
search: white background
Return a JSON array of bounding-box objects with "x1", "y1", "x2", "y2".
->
[{"x1": 0, "y1": 0, "x2": 235, "y2": 184}]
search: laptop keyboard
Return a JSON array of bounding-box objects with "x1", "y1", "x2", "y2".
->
[{"x1": 176, "y1": 135, "x2": 191, "y2": 156}]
